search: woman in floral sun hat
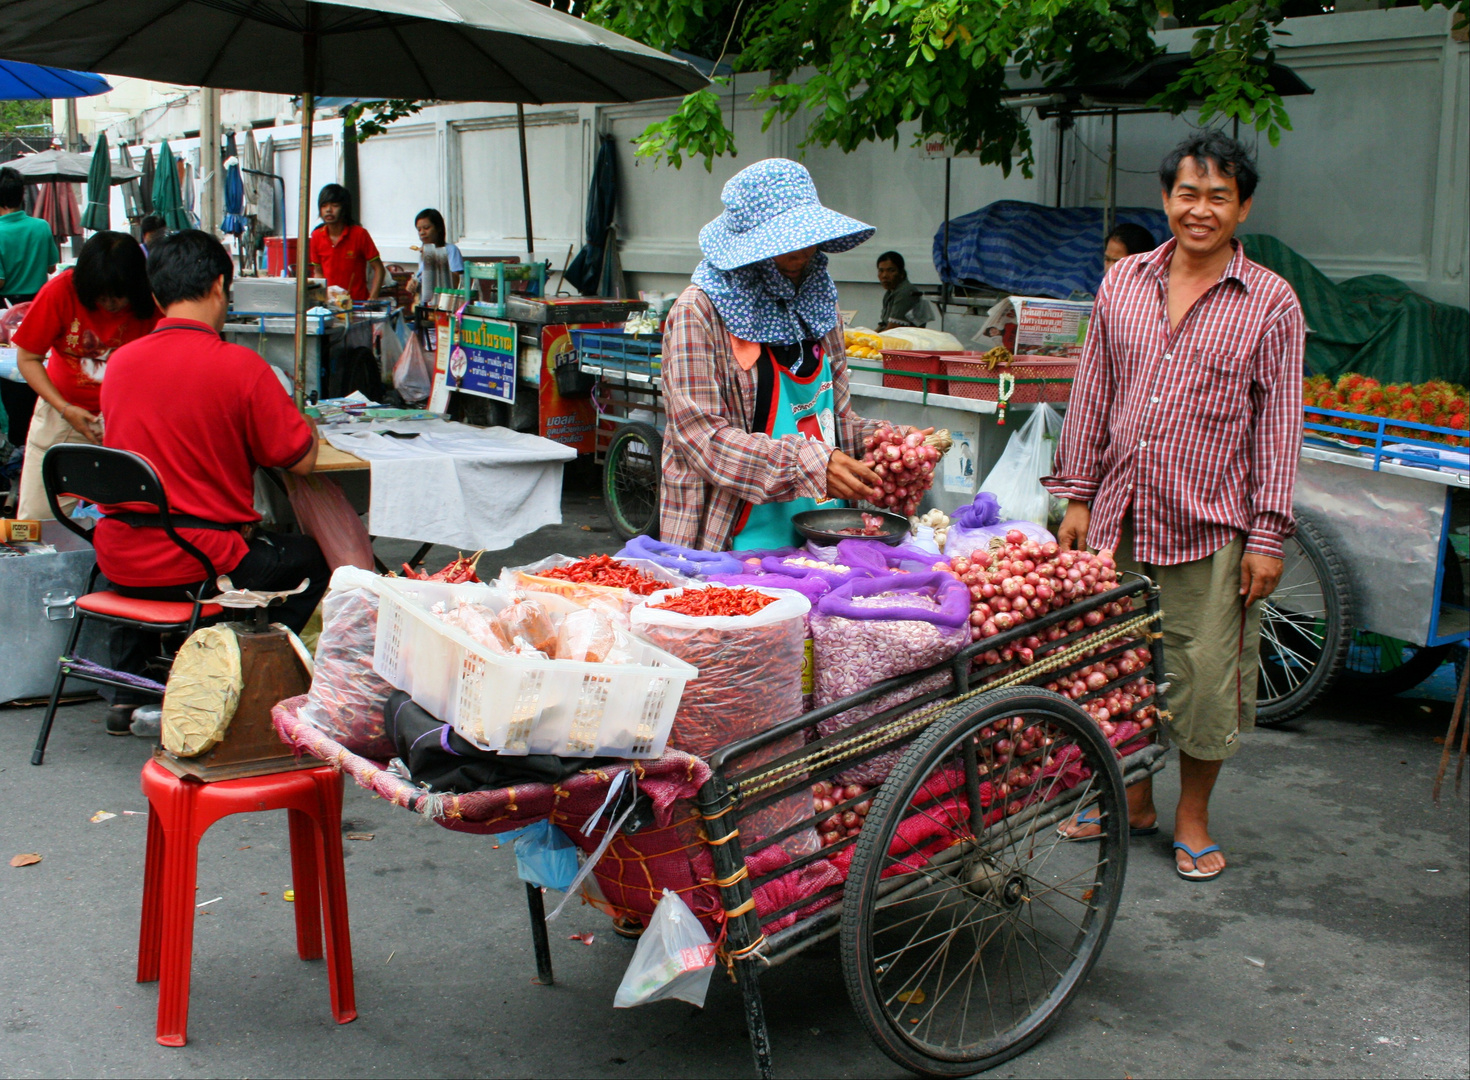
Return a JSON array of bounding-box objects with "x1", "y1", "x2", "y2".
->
[{"x1": 659, "y1": 158, "x2": 914, "y2": 551}]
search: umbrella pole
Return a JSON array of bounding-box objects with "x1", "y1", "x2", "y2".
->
[
  {"x1": 293, "y1": 29, "x2": 318, "y2": 410},
  {"x1": 517, "y1": 104, "x2": 534, "y2": 257}
]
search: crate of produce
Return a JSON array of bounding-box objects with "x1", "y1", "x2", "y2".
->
[
  {"x1": 942, "y1": 354, "x2": 1077, "y2": 403},
  {"x1": 880, "y1": 349, "x2": 953, "y2": 394},
  {"x1": 372, "y1": 576, "x2": 696, "y2": 759},
  {"x1": 575, "y1": 330, "x2": 663, "y2": 383}
]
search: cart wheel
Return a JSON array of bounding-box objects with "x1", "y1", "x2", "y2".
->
[
  {"x1": 602, "y1": 421, "x2": 662, "y2": 542},
  {"x1": 1256, "y1": 514, "x2": 1352, "y2": 725},
  {"x1": 840, "y1": 687, "x2": 1128, "y2": 1077},
  {"x1": 1341, "y1": 557, "x2": 1463, "y2": 695}
]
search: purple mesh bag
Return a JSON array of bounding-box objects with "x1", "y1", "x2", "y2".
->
[
  {"x1": 617, "y1": 536, "x2": 743, "y2": 579},
  {"x1": 816, "y1": 571, "x2": 970, "y2": 627}
]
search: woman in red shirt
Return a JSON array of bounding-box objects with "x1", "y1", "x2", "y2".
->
[
  {"x1": 308, "y1": 183, "x2": 383, "y2": 302},
  {"x1": 13, "y1": 231, "x2": 158, "y2": 519}
]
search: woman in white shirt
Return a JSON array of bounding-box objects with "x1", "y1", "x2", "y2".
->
[{"x1": 406, "y1": 208, "x2": 462, "y2": 304}]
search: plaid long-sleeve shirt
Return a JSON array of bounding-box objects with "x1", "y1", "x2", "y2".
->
[
  {"x1": 659, "y1": 286, "x2": 880, "y2": 551},
  {"x1": 1042, "y1": 238, "x2": 1305, "y2": 565}
]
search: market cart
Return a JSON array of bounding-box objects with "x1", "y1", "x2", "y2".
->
[
  {"x1": 576, "y1": 330, "x2": 665, "y2": 540},
  {"x1": 275, "y1": 568, "x2": 1168, "y2": 1077},
  {"x1": 1254, "y1": 406, "x2": 1469, "y2": 723}
]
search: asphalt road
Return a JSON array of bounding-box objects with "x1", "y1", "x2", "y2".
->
[{"x1": 2, "y1": 482, "x2": 1466, "y2": 1079}]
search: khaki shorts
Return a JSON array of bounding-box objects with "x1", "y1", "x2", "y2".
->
[
  {"x1": 16, "y1": 397, "x2": 92, "y2": 520},
  {"x1": 1116, "y1": 519, "x2": 1262, "y2": 762}
]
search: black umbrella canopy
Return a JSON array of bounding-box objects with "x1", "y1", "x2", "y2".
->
[
  {"x1": 0, "y1": 147, "x2": 139, "y2": 184},
  {"x1": 0, "y1": 0, "x2": 707, "y2": 103}
]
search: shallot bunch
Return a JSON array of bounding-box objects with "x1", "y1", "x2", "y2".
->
[
  {"x1": 947, "y1": 530, "x2": 1130, "y2": 661},
  {"x1": 977, "y1": 716, "x2": 1055, "y2": 814},
  {"x1": 811, "y1": 780, "x2": 873, "y2": 846},
  {"x1": 1045, "y1": 651, "x2": 1156, "y2": 739},
  {"x1": 862, "y1": 425, "x2": 945, "y2": 517}
]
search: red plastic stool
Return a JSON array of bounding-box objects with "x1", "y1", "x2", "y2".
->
[{"x1": 137, "y1": 759, "x2": 357, "y2": 1046}]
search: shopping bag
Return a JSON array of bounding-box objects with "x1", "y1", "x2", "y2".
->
[
  {"x1": 393, "y1": 327, "x2": 433, "y2": 404},
  {"x1": 977, "y1": 401, "x2": 1064, "y2": 529},
  {"x1": 502, "y1": 818, "x2": 580, "y2": 892},
  {"x1": 613, "y1": 888, "x2": 717, "y2": 1008},
  {"x1": 285, "y1": 473, "x2": 376, "y2": 572}
]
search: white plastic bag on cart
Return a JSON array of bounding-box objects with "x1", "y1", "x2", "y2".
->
[
  {"x1": 978, "y1": 401, "x2": 1064, "y2": 529},
  {"x1": 613, "y1": 888, "x2": 717, "y2": 1009}
]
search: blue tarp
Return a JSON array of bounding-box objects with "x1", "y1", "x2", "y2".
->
[{"x1": 933, "y1": 199, "x2": 1170, "y2": 299}]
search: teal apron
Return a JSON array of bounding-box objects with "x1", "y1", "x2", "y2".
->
[{"x1": 730, "y1": 342, "x2": 844, "y2": 551}]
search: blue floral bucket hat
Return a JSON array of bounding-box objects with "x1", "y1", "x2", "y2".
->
[{"x1": 698, "y1": 158, "x2": 875, "y2": 270}]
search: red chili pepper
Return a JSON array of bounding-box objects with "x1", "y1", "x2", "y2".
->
[
  {"x1": 538, "y1": 555, "x2": 662, "y2": 594},
  {"x1": 650, "y1": 586, "x2": 776, "y2": 617}
]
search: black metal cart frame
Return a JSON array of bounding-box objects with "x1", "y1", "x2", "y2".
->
[{"x1": 523, "y1": 572, "x2": 1169, "y2": 1078}]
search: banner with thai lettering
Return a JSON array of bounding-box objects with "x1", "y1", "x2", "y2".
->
[{"x1": 448, "y1": 314, "x2": 517, "y2": 403}]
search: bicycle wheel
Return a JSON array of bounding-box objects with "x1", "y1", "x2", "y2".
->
[
  {"x1": 841, "y1": 687, "x2": 1128, "y2": 1077},
  {"x1": 602, "y1": 421, "x2": 662, "y2": 541},
  {"x1": 1256, "y1": 514, "x2": 1352, "y2": 725}
]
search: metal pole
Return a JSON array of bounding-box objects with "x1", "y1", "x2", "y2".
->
[
  {"x1": 942, "y1": 156, "x2": 951, "y2": 333},
  {"x1": 517, "y1": 103, "x2": 534, "y2": 256},
  {"x1": 1105, "y1": 109, "x2": 1118, "y2": 240},
  {"x1": 293, "y1": 21, "x2": 318, "y2": 409},
  {"x1": 200, "y1": 88, "x2": 221, "y2": 236},
  {"x1": 1055, "y1": 119, "x2": 1065, "y2": 208}
]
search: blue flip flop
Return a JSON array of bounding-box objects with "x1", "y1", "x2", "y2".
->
[
  {"x1": 1057, "y1": 810, "x2": 1161, "y2": 842},
  {"x1": 1173, "y1": 841, "x2": 1224, "y2": 881}
]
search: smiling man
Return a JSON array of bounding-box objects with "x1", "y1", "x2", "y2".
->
[{"x1": 1043, "y1": 131, "x2": 1305, "y2": 882}]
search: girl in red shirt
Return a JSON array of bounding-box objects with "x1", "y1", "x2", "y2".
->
[{"x1": 13, "y1": 231, "x2": 158, "y2": 519}]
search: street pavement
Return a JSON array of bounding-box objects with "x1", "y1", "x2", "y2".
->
[{"x1": 2, "y1": 478, "x2": 1466, "y2": 1078}]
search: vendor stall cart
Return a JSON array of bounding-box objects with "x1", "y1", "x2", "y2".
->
[
  {"x1": 277, "y1": 568, "x2": 1169, "y2": 1077},
  {"x1": 1254, "y1": 407, "x2": 1469, "y2": 722}
]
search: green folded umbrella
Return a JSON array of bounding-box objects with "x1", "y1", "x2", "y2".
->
[
  {"x1": 151, "y1": 140, "x2": 188, "y2": 232},
  {"x1": 80, "y1": 130, "x2": 110, "y2": 232}
]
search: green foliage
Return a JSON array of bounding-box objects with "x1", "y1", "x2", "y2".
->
[
  {"x1": 0, "y1": 99, "x2": 52, "y2": 133},
  {"x1": 585, "y1": 0, "x2": 1468, "y2": 170},
  {"x1": 1151, "y1": 1, "x2": 1291, "y2": 145},
  {"x1": 341, "y1": 99, "x2": 428, "y2": 142},
  {"x1": 632, "y1": 84, "x2": 738, "y2": 170}
]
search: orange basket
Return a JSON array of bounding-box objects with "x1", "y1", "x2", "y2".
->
[{"x1": 941, "y1": 355, "x2": 1077, "y2": 403}]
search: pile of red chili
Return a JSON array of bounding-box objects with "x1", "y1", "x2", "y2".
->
[
  {"x1": 536, "y1": 554, "x2": 664, "y2": 595},
  {"x1": 649, "y1": 586, "x2": 777, "y2": 617}
]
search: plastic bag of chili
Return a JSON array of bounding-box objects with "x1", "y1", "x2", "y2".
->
[{"x1": 631, "y1": 584, "x2": 818, "y2": 858}]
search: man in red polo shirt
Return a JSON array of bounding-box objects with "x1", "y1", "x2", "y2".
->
[
  {"x1": 309, "y1": 183, "x2": 383, "y2": 302},
  {"x1": 97, "y1": 230, "x2": 331, "y2": 724}
]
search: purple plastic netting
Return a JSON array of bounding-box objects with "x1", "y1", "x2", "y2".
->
[{"x1": 816, "y1": 571, "x2": 970, "y2": 628}]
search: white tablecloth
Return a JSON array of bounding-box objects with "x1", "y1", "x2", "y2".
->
[{"x1": 324, "y1": 421, "x2": 576, "y2": 550}]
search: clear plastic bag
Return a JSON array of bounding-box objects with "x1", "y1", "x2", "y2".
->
[
  {"x1": 499, "y1": 596, "x2": 557, "y2": 655},
  {"x1": 555, "y1": 607, "x2": 619, "y2": 663},
  {"x1": 977, "y1": 402, "x2": 1064, "y2": 529},
  {"x1": 285, "y1": 474, "x2": 375, "y2": 572},
  {"x1": 502, "y1": 819, "x2": 580, "y2": 892},
  {"x1": 613, "y1": 888, "x2": 717, "y2": 1009},
  {"x1": 300, "y1": 566, "x2": 396, "y2": 759},
  {"x1": 393, "y1": 328, "x2": 433, "y2": 404}
]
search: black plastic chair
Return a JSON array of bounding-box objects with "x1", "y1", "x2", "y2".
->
[{"x1": 31, "y1": 444, "x2": 223, "y2": 765}]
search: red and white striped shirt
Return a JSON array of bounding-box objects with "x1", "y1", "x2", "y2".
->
[{"x1": 1043, "y1": 238, "x2": 1305, "y2": 565}]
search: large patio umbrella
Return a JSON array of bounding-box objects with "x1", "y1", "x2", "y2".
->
[
  {"x1": 0, "y1": 0, "x2": 707, "y2": 404},
  {"x1": 116, "y1": 141, "x2": 141, "y2": 221},
  {"x1": 80, "y1": 129, "x2": 111, "y2": 231},
  {"x1": 138, "y1": 146, "x2": 154, "y2": 215},
  {"x1": 0, "y1": 57, "x2": 107, "y2": 98},
  {"x1": 0, "y1": 147, "x2": 138, "y2": 184},
  {"x1": 33, "y1": 181, "x2": 78, "y2": 243},
  {"x1": 150, "y1": 141, "x2": 188, "y2": 232},
  {"x1": 221, "y1": 132, "x2": 246, "y2": 235}
]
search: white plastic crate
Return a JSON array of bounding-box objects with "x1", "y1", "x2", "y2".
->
[{"x1": 371, "y1": 577, "x2": 697, "y2": 758}]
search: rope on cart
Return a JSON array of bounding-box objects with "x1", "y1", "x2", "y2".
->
[{"x1": 735, "y1": 609, "x2": 1165, "y2": 803}]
